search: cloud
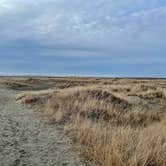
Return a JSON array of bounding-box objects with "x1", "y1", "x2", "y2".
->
[{"x1": 0, "y1": 0, "x2": 166, "y2": 59}]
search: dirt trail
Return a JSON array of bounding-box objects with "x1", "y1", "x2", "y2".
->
[{"x1": 0, "y1": 87, "x2": 84, "y2": 166}]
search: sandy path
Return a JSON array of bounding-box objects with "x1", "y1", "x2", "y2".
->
[{"x1": 0, "y1": 87, "x2": 83, "y2": 166}]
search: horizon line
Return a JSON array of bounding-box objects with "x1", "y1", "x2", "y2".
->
[{"x1": 0, "y1": 72, "x2": 166, "y2": 79}]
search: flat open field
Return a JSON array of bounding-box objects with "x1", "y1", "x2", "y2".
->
[{"x1": 0, "y1": 77, "x2": 166, "y2": 166}]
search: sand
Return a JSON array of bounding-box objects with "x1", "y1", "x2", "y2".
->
[{"x1": 0, "y1": 86, "x2": 84, "y2": 166}]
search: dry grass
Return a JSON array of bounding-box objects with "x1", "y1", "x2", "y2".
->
[
  {"x1": 0, "y1": 77, "x2": 101, "y2": 90},
  {"x1": 66, "y1": 118, "x2": 166, "y2": 166},
  {"x1": 15, "y1": 78, "x2": 166, "y2": 166},
  {"x1": 0, "y1": 79, "x2": 32, "y2": 90}
]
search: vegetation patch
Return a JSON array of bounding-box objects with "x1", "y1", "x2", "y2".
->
[{"x1": 15, "y1": 78, "x2": 166, "y2": 166}]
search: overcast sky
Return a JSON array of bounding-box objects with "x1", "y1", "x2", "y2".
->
[{"x1": 0, "y1": 0, "x2": 166, "y2": 77}]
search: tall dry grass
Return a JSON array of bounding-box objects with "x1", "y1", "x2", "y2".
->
[
  {"x1": 66, "y1": 117, "x2": 166, "y2": 166},
  {"x1": 16, "y1": 81, "x2": 166, "y2": 166}
]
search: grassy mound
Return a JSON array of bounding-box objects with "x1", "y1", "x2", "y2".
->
[{"x1": 16, "y1": 80, "x2": 166, "y2": 166}]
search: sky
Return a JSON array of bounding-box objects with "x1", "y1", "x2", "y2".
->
[{"x1": 0, "y1": 0, "x2": 166, "y2": 77}]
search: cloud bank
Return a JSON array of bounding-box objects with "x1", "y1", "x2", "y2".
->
[{"x1": 0, "y1": 0, "x2": 166, "y2": 76}]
